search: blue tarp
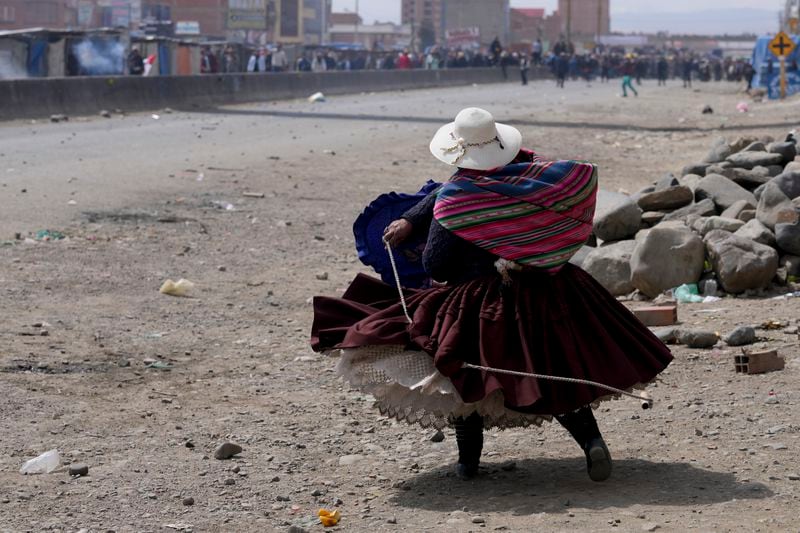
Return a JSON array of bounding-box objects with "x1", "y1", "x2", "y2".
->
[
  {"x1": 26, "y1": 39, "x2": 47, "y2": 77},
  {"x1": 752, "y1": 35, "x2": 800, "y2": 99},
  {"x1": 158, "y1": 42, "x2": 170, "y2": 75}
]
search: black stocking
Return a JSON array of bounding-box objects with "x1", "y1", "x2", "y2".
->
[
  {"x1": 453, "y1": 412, "x2": 484, "y2": 465},
  {"x1": 555, "y1": 406, "x2": 602, "y2": 448}
]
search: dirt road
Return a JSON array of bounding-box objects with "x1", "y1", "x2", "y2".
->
[{"x1": 2, "y1": 79, "x2": 800, "y2": 532}]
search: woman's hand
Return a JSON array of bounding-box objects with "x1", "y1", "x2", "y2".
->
[{"x1": 383, "y1": 219, "x2": 413, "y2": 247}]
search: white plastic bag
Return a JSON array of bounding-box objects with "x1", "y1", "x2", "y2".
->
[{"x1": 20, "y1": 449, "x2": 60, "y2": 474}]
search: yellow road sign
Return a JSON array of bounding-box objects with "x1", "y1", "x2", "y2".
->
[{"x1": 769, "y1": 31, "x2": 796, "y2": 57}]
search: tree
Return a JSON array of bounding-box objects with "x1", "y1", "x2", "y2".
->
[{"x1": 419, "y1": 19, "x2": 436, "y2": 50}]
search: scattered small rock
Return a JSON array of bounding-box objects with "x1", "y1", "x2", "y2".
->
[
  {"x1": 214, "y1": 442, "x2": 242, "y2": 460},
  {"x1": 68, "y1": 463, "x2": 89, "y2": 477},
  {"x1": 316, "y1": 272, "x2": 329, "y2": 281},
  {"x1": 430, "y1": 430, "x2": 445, "y2": 443},
  {"x1": 723, "y1": 326, "x2": 756, "y2": 346},
  {"x1": 676, "y1": 329, "x2": 719, "y2": 348},
  {"x1": 339, "y1": 454, "x2": 365, "y2": 466},
  {"x1": 472, "y1": 516, "x2": 486, "y2": 524},
  {"x1": 182, "y1": 497, "x2": 195, "y2": 506}
]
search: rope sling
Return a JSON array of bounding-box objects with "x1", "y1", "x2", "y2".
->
[{"x1": 382, "y1": 237, "x2": 654, "y2": 409}]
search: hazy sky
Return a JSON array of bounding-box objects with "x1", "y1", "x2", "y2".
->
[{"x1": 332, "y1": 0, "x2": 782, "y2": 34}]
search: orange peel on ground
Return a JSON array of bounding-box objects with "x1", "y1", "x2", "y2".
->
[{"x1": 318, "y1": 508, "x2": 341, "y2": 527}]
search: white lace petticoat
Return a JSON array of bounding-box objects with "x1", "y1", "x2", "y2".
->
[{"x1": 333, "y1": 345, "x2": 553, "y2": 430}]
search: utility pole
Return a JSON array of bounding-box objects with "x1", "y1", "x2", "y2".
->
[
  {"x1": 597, "y1": 0, "x2": 603, "y2": 38},
  {"x1": 565, "y1": 0, "x2": 572, "y2": 43}
]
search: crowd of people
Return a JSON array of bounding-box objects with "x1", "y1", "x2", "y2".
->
[{"x1": 126, "y1": 36, "x2": 758, "y2": 94}]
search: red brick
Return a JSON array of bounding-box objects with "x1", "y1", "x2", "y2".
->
[
  {"x1": 734, "y1": 349, "x2": 785, "y2": 375},
  {"x1": 633, "y1": 306, "x2": 678, "y2": 327}
]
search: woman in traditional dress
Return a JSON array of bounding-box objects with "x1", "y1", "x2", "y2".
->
[{"x1": 311, "y1": 108, "x2": 673, "y2": 481}]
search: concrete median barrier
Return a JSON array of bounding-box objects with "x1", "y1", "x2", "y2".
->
[{"x1": 0, "y1": 67, "x2": 550, "y2": 120}]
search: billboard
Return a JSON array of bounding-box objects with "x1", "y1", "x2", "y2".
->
[
  {"x1": 277, "y1": 0, "x2": 304, "y2": 42},
  {"x1": 175, "y1": 21, "x2": 201, "y2": 35},
  {"x1": 228, "y1": 0, "x2": 267, "y2": 30},
  {"x1": 446, "y1": 27, "x2": 481, "y2": 48}
]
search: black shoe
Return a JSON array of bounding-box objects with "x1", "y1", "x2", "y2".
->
[
  {"x1": 584, "y1": 437, "x2": 612, "y2": 482},
  {"x1": 455, "y1": 462, "x2": 479, "y2": 480}
]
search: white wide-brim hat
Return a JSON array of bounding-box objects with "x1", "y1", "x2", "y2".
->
[{"x1": 429, "y1": 107, "x2": 522, "y2": 170}]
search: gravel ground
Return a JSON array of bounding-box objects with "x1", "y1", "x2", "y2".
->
[{"x1": 1, "y1": 78, "x2": 800, "y2": 532}]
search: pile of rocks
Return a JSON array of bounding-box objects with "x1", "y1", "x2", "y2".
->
[{"x1": 579, "y1": 134, "x2": 800, "y2": 298}]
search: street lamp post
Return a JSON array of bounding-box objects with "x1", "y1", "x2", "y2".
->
[{"x1": 354, "y1": 0, "x2": 359, "y2": 47}]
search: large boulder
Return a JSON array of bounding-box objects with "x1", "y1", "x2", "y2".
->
[
  {"x1": 734, "y1": 219, "x2": 776, "y2": 246},
  {"x1": 704, "y1": 230, "x2": 779, "y2": 293},
  {"x1": 703, "y1": 137, "x2": 732, "y2": 164},
  {"x1": 784, "y1": 161, "x2": 800, "y2": 173},
  {"x1": 756, "y1": 173, "x2": 800, "y2": 229},
  {"x1": 781, "y1": 255, "x2": 800, "y2": 277},
  {"x1": 682, "y1": 162, "x2": 711, "y2": 176},
  {"x1": 654, "y1": 174, "x2": 679, "y2": 190},
  {"x1": 726, "y1": 151, "x2": 784, "y2": 170},
  {"x1": 679, "y1": 173, "x2": 703, "y2": 191},
  {"x1": 694, "y1": 173, "x2": 757, "y2": 211},
  {"x1": 729, "y1": 136, "x2": 759, "y2": 153},
  {"x1": 721, "y1": 167, "x2": 772, "y2": 190},
  {"x1": 636, "y1": 186, "x2": 694, "y2": 212},
  {"x1": 720, "y1": 199, "x2": 756, "y2": 220},
  {"x1": 768, "y1": 141, "x2": 797, "y2": 164},
  {"x1": 630, "y1": 226, "x2": 705, "y2": 298},
  {"x1": 593, "y1": 190, "x2": 642, "y2": 242},
  {"x1": 742, "y1": 141, "x2": 767, "y2": 152},
  {"x1": 694, "y1": 216, "x2": 745, "y2": 236},
  {"x1": 662, "y1": 198, "x2": 717, "y2": 222},
  {"x1": 582, "y1": 240, "x2": 637, "y2": 296},
  {"x1": 775, "y1": 222, "x2": 800, "y2": 255},
  {"x1": 568, "y1": 245, "x2": 595, "y2": 269}
]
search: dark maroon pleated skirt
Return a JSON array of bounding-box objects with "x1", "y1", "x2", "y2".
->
[{"x1": 311, "y1": 264, "x2": 673, "y2": 416}]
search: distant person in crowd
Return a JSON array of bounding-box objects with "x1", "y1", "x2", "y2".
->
[
  {"x1": 682, "y1": 55, "x2": 694, "y2": 88},
  {"x1": 532, "y1": 38, "x2": 543, "y2": 65},
  {"x1": 311, "y1": 51, "x2": 327, "y2": 72},
  {"x1": 272, "y1": 44, "x2": 288, "y2": 72},
  {"x1": 743, "y1": 61, "x2": 755, "y2": 92},
  {"x1": 247, "y1": 48, "x2": 268, "y2": 73},
  {"x1": 128, "y1": 47, "x2": 144, "y2": 76},
  {"x1": 222, "y1": 46, "x2": 237, "y2": 73},
  {"x1": 490, "y1": 36, "x2": 502, "y2": 64},
  {"x1": 621, "y1": 58, "x2": 638, "y2": 97},
  {"x1": 425, "y1": 49, "x2": 441, "y2": 69},
  {"x1": 600, "y1": 55, "x2": 610, "y2": 82},
  {"x1": 324, "y1": 52, "x2": 337, "y2": 71},
  {"x1": 635, "y1": 56, "x2": 646, "y2": 85},
  {"x1": 519, "y1": 53, "x2": 530, "y2": 86},
  {"x1": 396, "y1": 49, "x2": 412, "y2": 69},
  {"x1": 499, "y1": 50, "x2": 510, "y2": 80},
  {"x1": 767, "y1": 57, "x2": 774, "y2": 76},
  {"x1": 713, "y1": 60, "x2": 723, "y2": 81},
  {"x1": 296, "y1": 54, "x2": 311, "y2": 72},
  {"x1": 200, "y1": 46, "x2": 218, "y2": 74},
  {"x1": 555, "y1": 53, "x2": 568, "y2": 88},
  {"x1": 657, "y1": 55, "x2": 669, "y2": 86}
]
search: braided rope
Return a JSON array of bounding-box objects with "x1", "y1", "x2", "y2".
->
[
  {"x1": 382, "y1": 239, "x2": 653, "y2": 408},
  {"x1": 382, "y1": 237, "x2": 414, "y2": 325}
]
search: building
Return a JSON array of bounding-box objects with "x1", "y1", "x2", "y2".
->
[
  {"x1": 557, "y1": 0, "x2": 609, "y2": 40},
  {"x1": 509, "y1": 7, "x2": 544, "y2": 46},
  {"x1": 328, "y1": 20, "x2": 411, "y2": 50},
  {"x1": 302, "y1": 0, "x2": 330, "y2": 45},
  {"x1": 0, "y1": 0, "x2": 78, "y2": 30},
  {"x1": 401, "y1": 0, "x2": 442, "y2": 49},
  {"x1": 441, "y1": 0, "x2": 509, "y2": 47}
]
